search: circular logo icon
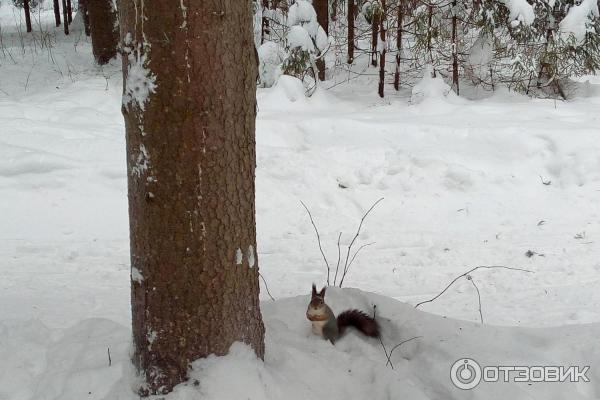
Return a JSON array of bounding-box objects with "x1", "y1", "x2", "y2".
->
[{"x1": 450, "y1": 358, "x2": 482, "y2": 390}]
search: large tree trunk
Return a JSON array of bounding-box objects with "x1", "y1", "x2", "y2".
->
[
  {"x1": 88, "y1": 0, "x2": 118, "y2": 64},
  {"x1": 347, "y1": 0, "x2": 355, "y2": 63},
  {"x1": 23, "y1": 0, "x2": 32, "y2": 33},
  {"x1": 120, "y1": 0, "x2": 265, "y2": 395},
  {"x1": 53, "y1": 0, "x2": 61, "y2": 26},
  {"x1": 378, "y1": 0, "x2": 386, "y2": 97},
  {"x1": 61, "y1": 0, "x2": 69, "y2": 34},
  {"x1": 79, "y1": 0, "x2": 91, "y2": 36},
  {"x1": 314, "y1": 0, "x2": 328, "y2": 80}
]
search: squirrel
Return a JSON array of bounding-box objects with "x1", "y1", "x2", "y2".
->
[{"x1": 306, "y1": 284, "x2": 380, "y2": 344}]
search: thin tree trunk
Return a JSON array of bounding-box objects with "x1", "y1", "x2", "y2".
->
[
  {"x1": 120, "y1": 0, "x2": 265, "y2": 395},
  {"x1": 261, "y1": 0, "x2": 269, "y2": 44},
  {"x1": 378, "y1": 0, "x2": 386, "y2": 97},
  {"x1": 53, "y1": 0, "x2": 61, "y2": 26},
  {"x1": 23, "y1": 0, "x2": 32, "y2": 33},
  {"x1": 88, "y1": 0, "x2": 118, "y2": 64},
  {"x1": 79, "y1": 0, "x2": 91, "y2": 36},
  {"x1": 427, "y1": 4, "x2": 434, "y2": 74},
  {"x1": 315, "y1": 0, "x2": 328, "y2": 80},
  {"x1": 66, "y1": 0, "x2": 73, "y2": 23},
  {"x1": 348, "y1": 0, "x2": 355, "y2": 63},
  {"x1": 394, "y1": 0, "x2": 403, "y2": 90},
  {"x1": 451, "y1": 0, "x2": 459, "y2": 94},
  {"x1": 371, "y1": 9, "x2": 379, "y2": 67},
  {"x1": 62, "y1": 0, "x2": 69, "y2": 34}
]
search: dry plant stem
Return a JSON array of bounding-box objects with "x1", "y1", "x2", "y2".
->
[
  {"x1": 468, "y1": 276, "x2": 483, "y2": 324},
  {"x1": 414, "y1": 265, "x2": 534, "y2": 309},
  {"x1": 385, "y1": 336, "x2": 422, "y2": 369},
  {"x1": 300, "y1": 200, "x2": 331, "y2": 285},
  {"x1": 259, "y1": 272, "x2": 276, "y2": 302},
  {"x1": 338, "y1": 197, "x2": 384, "y2": 287},
  {"x1": 343, "y1": 241, "x2": 375, "y2": 279},
  {"x1": 333, "y1": 231, "x2": 342, "y2": 286}
]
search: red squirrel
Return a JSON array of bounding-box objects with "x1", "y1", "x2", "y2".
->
[{"x1": 306, "y1": 284, "x2": 380, "y2": 344}]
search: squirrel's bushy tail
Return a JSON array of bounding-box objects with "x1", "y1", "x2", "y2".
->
[{"x1": 337, "y1": 309, "x2": 380, "y2": 338}]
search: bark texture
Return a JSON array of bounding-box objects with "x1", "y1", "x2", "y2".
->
[
  {"x1": 394, "y1": 1, "x2": 403, "y2": 90},
  {"x1": 314, "y1": 0, "x2": 328, "y2": 80},
  {"x1": 88, "y1": 0, "x2": 118, "y2": 64},
  {"x1": 61, "y1": 0, "x2": 69, "y2": 34},
  {"x1": 23, "y1": 0, "x2": 32, "y2": 33},
  {"x1": 120, "y1": 0, "x2": 265, "y2": 395},
  {"x1": 371, "y1": 10, "x2": 379, "y2": 67},
  {"x1": 53, "y1": 0, "x2": 61, "y2": 26},
  {"x1": 66, "y1": 0, "x2": 73, "y2": 23},
  {"x1": 378, "y1": 0, "x2": 386, "y2": 97},
  {"x1": 451, "y1": 0, "x2": 459, "y2": 94}
]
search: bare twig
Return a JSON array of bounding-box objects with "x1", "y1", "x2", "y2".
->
[
  {"x1": 338, "y1": 197, "x2": 384, "y2": 287},
  {"x1": 259, "y1": 272, "x2": 276, "y2": 302},
  {"x1": 300, "y1": 200, "x2": 331, "y2": 285},
  {"x1": 107, "y1": 347, "x2": 112, "y2": 367},
  {"x1": 415, "y1": 265, "x2": 533, "y2": 309},
  {"x1": 466, "y1": 275, "x2": 483, "y2": 324},
  {"x1": 333, "y1": 232, "x2": 342, "y2": 286},
  {"x1": 344, "y1": 241, "x2": 376, "y2": 278},
  {"x1": 385, "y1": 336, "x2": 422, "y2": 368}
]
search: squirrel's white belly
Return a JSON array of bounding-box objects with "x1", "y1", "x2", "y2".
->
[{"x1": 311, "y1": 320, "x2": 327, "y2": 336}]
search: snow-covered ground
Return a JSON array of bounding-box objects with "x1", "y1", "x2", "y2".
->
[{"x1": 1, "y1": 3, "x2": 600, "y2": 399}]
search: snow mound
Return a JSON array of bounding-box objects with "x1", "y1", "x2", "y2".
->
[
  {"x1": 503, "y1": 0, "x2": 535, "y2": 26},
  {"x1": 258, "y1": 41, "x2": 284, "y2": 88},
  {"x1": 263, "y1": 75, "x2": 307, "y2": 104},
  {"x1": 559, "y1": 0, "x2": 599, "y2": 43},
  {"x1": 287, "y1": 25, "x2": 315, "y2": 52},
  {"x1": 411, "y1": 66, "x2": 454, "y2": 104},
  {"x1": 6, "y1": 289, "x2": 598, "y2": 400}
]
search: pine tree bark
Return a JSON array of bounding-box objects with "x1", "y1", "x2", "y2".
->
[
  {"x1": 79, "y1": 0, "x2": 91, "y2": 36},
  {"x1": 314, "y1": 0, "x2": 328, "y2": 80},
  {"x1": 88, "y1": 0, "x2": 118, "y2": 64},
  {"x1": 53, "y1": 0, "x2": 61, "y2": 26},
  {"x1": 378, "y1": 0, "x2": 386, "y2": 97},
  {"x1": 348, "y1": 0, "x2": 355, "y2": 63},
  {"x1": 120, "y1": 0, "x2": 265, "y2": 395},
  {"x1": 23, "y1": 0, "x2": 32, "y2": 33},
  {"x1": 61, "y1": 0, "x2": 69, "y2": 34}
]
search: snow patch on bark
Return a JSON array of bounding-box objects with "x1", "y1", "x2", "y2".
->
[
  {"x1": 131, "y1": 267, "x2": 144, "y2": 283},
  {"x1": 247, "y1": 245, "x2": 255, "y2": 268},
  {"x1": 122, "y1": 33, "x2": 157, "y2": 112},
  {"x1": 147, "y1": 329, "x2": 157, "y2": 350},
  {"x1": 131, "y1": 144, "x2": 150, "y2": 177},
  {"x1": 236, "y1": 248, "x2": 243, "y2": 265}
]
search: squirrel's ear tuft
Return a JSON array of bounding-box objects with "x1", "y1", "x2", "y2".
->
[
  {"x1": 312, "y1": 283, "x2": 317, "y2": 297},
  {"x1": 319, "y1": 286, "x2": 326, "y2": 298}
]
